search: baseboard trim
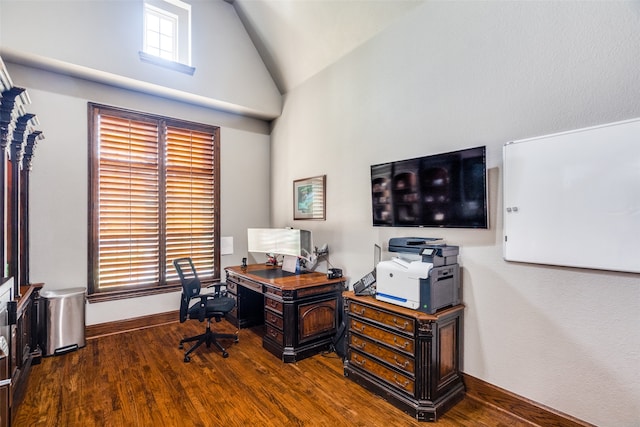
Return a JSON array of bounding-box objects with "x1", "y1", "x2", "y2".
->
[
  {"x1": 462, "y1": 373, "x2": 595, "y2": 427},
  {"x1": 85, "y1": 311, "x2": 179, "y2": 340}
]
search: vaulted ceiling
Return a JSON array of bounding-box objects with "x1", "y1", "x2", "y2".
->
[{"x1": 228, "y1": 0, "x2": 425, "y2": 94}]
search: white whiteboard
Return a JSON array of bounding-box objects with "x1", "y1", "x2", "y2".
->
[{"x1": 503, "y1": 118, "x2": 640, "y2": 273}]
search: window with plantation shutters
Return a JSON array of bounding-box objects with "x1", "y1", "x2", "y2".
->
[{"x1": 88, "y1": 104, "x2": 220, "y2": 300}]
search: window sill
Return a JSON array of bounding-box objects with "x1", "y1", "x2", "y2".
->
[
  {"x1": 87, "y1": 283, "x2": 182, "y2": 303},
  {"x1": 138, "y1": 51, "x2": 195, "y2": 75}
]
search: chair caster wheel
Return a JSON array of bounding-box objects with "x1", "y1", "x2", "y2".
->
[
  {"x1": 179, "y1": 344, "x2": 184, "y2": 349},
  {"x1": 222, "y1": 352, "x2": 229, "y2": 358},
  {"x1": 184, "y1": 356, "x2": 190, "y2": 362}
]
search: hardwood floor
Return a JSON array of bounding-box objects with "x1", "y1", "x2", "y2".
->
[{"x1": 14, "y1": 320, "x2": 533, "y2": 427}]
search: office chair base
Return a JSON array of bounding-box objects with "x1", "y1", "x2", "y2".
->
[{"x1": 179, "y1": 327, "x2": 239, "y2": 362}]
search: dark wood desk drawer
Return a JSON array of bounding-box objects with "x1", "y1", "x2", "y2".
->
[
  {"x1": 265, "y1": 324, "x2": 284, "y2": 346},
  {"x1": 226, "y1": 280, "x2": 237, "y2": 293},
  {"x1": 265, "y1": 310, "x2": 283, "y2": 330},
  {"x1": 234, "y1": 275, "x2": 263, "y2": 293},
  {"x1": 349, "y1": 319, "x2": 415, "y2": 356},
  {"x1": 265, "y1": 297, "x2": 283, "y2": 314},
  {"x1": 349, "y1": 334, "x2": 415, "y2": 376},
  {"x1": 349, "y1": 350, "x2": 415, "y2": 396},
  {"x1": 349, "y1": 301, "x2": 415, "y2": 336}
]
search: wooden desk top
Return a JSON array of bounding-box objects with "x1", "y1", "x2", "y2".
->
[{"x1": 225, "y1": 264, "x2": 345, "y2": 291}]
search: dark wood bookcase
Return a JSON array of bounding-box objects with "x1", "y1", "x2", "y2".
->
[{"x1": 0, "y1": 56, "x2": 45, "y2": 427}]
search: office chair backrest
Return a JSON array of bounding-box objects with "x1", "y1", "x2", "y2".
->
[{"x1": 174, "y1": 257, "x2": 202, "y2": 298}]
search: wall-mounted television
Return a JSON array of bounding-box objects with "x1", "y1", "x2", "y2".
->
[{"x1": 371, "y1": 146, "x2": 488, "y2": 228}]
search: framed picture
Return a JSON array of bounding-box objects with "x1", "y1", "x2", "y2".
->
[{"x1": 293, "y1": 175, "x2": 326, "y2": 220}]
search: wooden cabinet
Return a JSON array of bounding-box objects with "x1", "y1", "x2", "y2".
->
[
  {"x1": 1, "y1": 56, "x2": 45, "y2": 426},
  {"x1": 343, "y1": 292, "x2": 464, "y2": 422},
  {"x1": 6, "y1": 285, "x2": 41, "y2": 425},
  {"x1": 225, "y1": 265, "x2": 345, "y2": 362}
]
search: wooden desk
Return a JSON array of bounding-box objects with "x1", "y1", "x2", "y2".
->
[
  {"x1": 343, "y1": 292, "x2": 465, "y2": 422},
  {"x1": 225, "y1": 265, "x2": 346, "y2": 362}
]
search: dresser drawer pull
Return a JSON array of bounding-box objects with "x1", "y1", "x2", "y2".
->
[
  {"x1": 268, "y1": 329, "x2": 279, "y2": 339},
  {"x1": 394, "y1": 356, "x2": 410, "y2": 369},
  {"x1": 352, "y1": 306, "x2": 366, "y2": 316},
  {"x1": 353, "y1": 355, "x2": 366, "y2": 367},
  {"x1": 393, "y1": 337, "x2": 410, "y2": 350},
  {"x1": 352, "y1": 338, "x2": 367, "y2": 350},
  {"x1": 392, "y1": 317, "x2": 409, "y2": 330},
  {"x1": 352, "y1": 323, "x2": 366, "y2": 333},
  {"x1": 393, "y1": 375, "x2": 411, "y2": 390}
]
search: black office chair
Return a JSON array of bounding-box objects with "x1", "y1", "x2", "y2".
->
[{"x1": 174, "y1": 257, "x2": 238, "y2": 361}]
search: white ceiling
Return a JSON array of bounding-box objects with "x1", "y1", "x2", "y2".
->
[{"x1": 229, "y1": 0, "x2": 425, "y2": 94}]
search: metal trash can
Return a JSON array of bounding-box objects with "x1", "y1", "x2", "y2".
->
[{"x1": 41, "y1": 287, "x2": 86, "y2": 356}]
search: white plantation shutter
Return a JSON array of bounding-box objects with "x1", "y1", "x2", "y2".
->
[
  {"x1": 165, "y1": 125, "x2": 217, "y2": 282},
  {"x1": 89, "y1": 105, "x2": 219, "y2": 298}
]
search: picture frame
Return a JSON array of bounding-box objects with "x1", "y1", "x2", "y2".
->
[{"x1": 293, "y1": 175, "x2": 326, "y2": 220}]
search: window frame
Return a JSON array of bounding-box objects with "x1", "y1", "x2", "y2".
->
[
  {"x1": 87, "y1": 103, "x2": 221, "y2": 302},
  {"x1": 143, "y1": 4, "x2": 179, "y2": 62},
  {"x1": 140, "y1": 0, "x2": 194, "y2": 75}
]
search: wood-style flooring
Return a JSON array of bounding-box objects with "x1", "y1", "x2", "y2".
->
[{"x1": 13, "y1": 320, "x2": 533, "y2": 426}]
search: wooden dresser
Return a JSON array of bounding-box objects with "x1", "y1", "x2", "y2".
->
[{"x1": 343, "y1": 292, "x2": 465, "y2": 422}]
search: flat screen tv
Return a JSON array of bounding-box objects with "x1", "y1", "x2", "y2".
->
[{"x1": 371, "y1": 146, "x2": 488, "y2": 228}]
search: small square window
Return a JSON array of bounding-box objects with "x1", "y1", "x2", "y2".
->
[
  {"x1": 142, "y1": 0, "x2": 192, "y2": 70},
  {"x1": 144, "y1": 4, "x2": 178, "y2": 62}
]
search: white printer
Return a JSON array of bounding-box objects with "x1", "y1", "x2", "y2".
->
[{"x1": 375, "y1": 238, "x2": 460, "y2": 314}]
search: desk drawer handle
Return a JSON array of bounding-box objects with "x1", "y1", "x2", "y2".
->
[
  {"x1": 268, "y1": 329, "x2": 279, "y2": 339},
  {"x1": 352, "y1": 306, "x2": 366, "y2": 316},
  {"x1": 352, "y1": 337, "x2": 366, "y2": 350},
  {"x1": 353, "y1": 355, "x2": 366, "y2": 367},
  {"x1": 391, "y1": 317, "x2": 409, "y2": 330},
  {"x1": 352, "y1": 322, "x2": 366, "y2": 333},
  {"x1": 393, "y1": 356, "x2": 410, "y2": 369},
  {"x1": 393, "y1": 337, "x2": 410, "y2": 350},
  {"x1": 393, "y1": 375, "x2": 411, "y2": 390}
]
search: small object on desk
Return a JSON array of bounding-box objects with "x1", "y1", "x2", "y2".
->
[
  {"x1": 282, "y1": 255, "x2": 299, "y2": 273},
  {"x1": 241, "y1": 257, "x2": 247, "y2": 269},
  {"x1": 353, "y1": 270, "x2": 376, "y2": 296},
  {"x1": 327, "y1": 268, "x2": 342, "y2": 279}
]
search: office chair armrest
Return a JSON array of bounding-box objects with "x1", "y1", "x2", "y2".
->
[{"x1": 206, "y1": 282, "x2": 228, "y2": 297}]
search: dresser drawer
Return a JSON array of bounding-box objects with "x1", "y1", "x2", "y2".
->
[
  {"x1": 226, "y1": 280, "x2": 237, "y2": 294},
  {"x1": 349, "y1": 301, "x2": 415, "y2": 336},
  {"x1": 265, "y1": 310, "x2": 284, "y2": 330},
  {"x1": 265, "y1": 324, "x2": 284, "y2": 346},
  {"x1": 349, "y1": 334, "x2": 415, "y2": 376},
  {"x1": 265, "y1": 296, "x2": 283, "y2": 314},
  {"x1": 349, "y1": 350, "x2": 415, "y2": 396},
  {"x1": 350, "y1": 319, "x2": 415, "y2": 355},
  {"x1": 234, "y1": 274, "x2": 262, "y2": 293}
]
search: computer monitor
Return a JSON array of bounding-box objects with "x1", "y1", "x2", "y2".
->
[
  {"x1": 247, "y1": 228, "x2": 312, "y2": 259},
  {"x1": 374, "y1": 243, "x2": 381, "y2": 267}
]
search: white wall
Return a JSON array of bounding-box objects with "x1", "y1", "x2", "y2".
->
[
  {"x1": 0, "y1": 0, "x2": 281, "y2": 118},
  {"x1": 270, "y1": 2, "x2": 640, "y2": 426}
]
